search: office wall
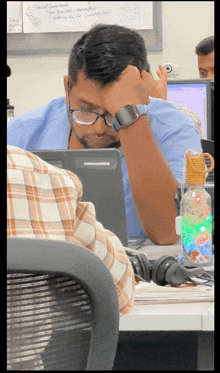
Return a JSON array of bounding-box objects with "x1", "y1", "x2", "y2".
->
[{"x1": 7, "y1": 1, "x2": 214, "y2": 117}]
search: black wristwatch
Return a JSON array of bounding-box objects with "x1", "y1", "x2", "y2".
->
[{"x1": 111, "y1": 104, "x2": 147, "y2": 132}]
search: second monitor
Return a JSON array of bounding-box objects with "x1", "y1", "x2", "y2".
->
[{"x1": 167, "y1": 79, "x2": 212, "y2": 140}]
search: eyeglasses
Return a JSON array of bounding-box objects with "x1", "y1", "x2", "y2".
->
[{"x1": 68, "y1": 102, "x2": 115, "y2": 127}]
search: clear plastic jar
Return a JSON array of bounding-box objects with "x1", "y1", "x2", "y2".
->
[{"x1": 179, "y1": 184, "x2": 213, "y2": 267}]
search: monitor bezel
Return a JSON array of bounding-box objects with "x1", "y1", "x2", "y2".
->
[{"x1": 167, "y1": 79, "x2": 212, "y2": 140}]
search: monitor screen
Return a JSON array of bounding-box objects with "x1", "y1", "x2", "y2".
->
[{"x1": 167, "y1": 79, "x2": 211, "y2": 140}]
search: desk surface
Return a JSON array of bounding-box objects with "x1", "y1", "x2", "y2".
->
[
  {"x1": 120, "y1": 244, "x2": 214, "y2": 332},
  {"x1": 133, "y1": 242, "x2": 183, "y2": 259},
  {"x1": 120, "y1": 300, "x2": 214, "y2": 331}
]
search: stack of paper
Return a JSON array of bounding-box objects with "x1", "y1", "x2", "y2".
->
[{"x1": 134, "y1": 282, "x2": 214, "y2": 304}]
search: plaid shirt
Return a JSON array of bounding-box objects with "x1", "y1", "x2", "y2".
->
[
  {"x1": 7, "y1": 145, "x2": 135, "y2": 316},
  {"x1": 169, "y1": 101, "x2": 204, "y2": 139}
]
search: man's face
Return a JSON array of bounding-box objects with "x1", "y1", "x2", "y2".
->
[
  {"x1": 198, "y1": 51, "x2": 214, "y2": 79},
  {"x1": 64, "y1": 72, "x2": 120, "y2": 149}
]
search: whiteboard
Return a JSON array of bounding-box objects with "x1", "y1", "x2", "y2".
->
[
  {"x1": 7, "y1": 2, "x2": 162, "y2": 54},
  {"x1": 7, "y1": 1, "x2": 23, "y2": 33},
  {"x1": 22, "y1": 1, "x2": 153, "y2": 33},
  {"x1": 7, "y1": 1, "x2": 153, "y2": 34}
]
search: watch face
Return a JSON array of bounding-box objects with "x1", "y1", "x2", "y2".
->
[{"x1": 115, "y1": 105, "x2": 139, "y2": 126}]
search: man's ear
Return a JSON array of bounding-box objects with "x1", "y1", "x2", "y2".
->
[{"x1": 63, "y1": 75, "x2": 69, "y2": 105}]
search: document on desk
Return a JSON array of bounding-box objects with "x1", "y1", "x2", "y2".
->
[{"x1": 134, "y1": 282, "x2": 214, "y2": 305}]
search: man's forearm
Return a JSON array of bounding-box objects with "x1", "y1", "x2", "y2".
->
[{"x1": 119, "y1": 115, "x2": 180, "y2": 245}]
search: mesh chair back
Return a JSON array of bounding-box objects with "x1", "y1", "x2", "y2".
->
[
  {"x1": 7, "y1": 273, "x2": 92, "y2": 370},
  {"x1": 201, "y1": 139, "x2": 215, "y2": 183},
  {"x1": 7, "y1": 238, "x2": 120, "y2": 370}
]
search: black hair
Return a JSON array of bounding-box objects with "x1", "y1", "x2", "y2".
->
[
  {"x1": 195, "y1": 36, "x2": 214, "y2": 56},
  {"x1": 68, "y1": 24, "x2": 150, "y2": 91}
]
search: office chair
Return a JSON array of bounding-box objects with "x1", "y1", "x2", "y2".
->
[
  {"x1": 201, "y1": 139, "x2": 214, "y2": 183},
  {"x1": 7, "y1": 237, "x2": 120, "y2": 370}
]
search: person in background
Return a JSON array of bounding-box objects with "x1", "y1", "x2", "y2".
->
[
  {"x1": 195, "y1": 36, "x2": 214, "y2": 79},
  {"x1": 7, "y1": 24, "x2": 202, "y2": 245},
  {"x1": 7, "y1": 144, "x2": 136, "y2": 369},
  {"x1": 7, "y1": 145, "x2": 136, "y2": 317}
]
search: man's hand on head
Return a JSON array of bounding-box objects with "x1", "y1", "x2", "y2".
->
[
  {"x1": 102, "y1": 64, "x2": 167, "y2": 116},
  {"x1": 141, "y1": 64, "x2": 168, "y2": 101},
  {"x1": 102, "y1": 65, "x2": 150, "y2": 116}
]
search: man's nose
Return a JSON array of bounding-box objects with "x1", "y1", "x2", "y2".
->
[{"x1": 93, "y1": 117, "x2": 108, "y2": 134}]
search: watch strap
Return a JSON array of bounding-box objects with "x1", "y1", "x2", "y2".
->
[{"x1": 136, "y1": 104, "x2": 147, "y2": 115}]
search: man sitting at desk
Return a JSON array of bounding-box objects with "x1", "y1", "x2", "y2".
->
[
  {"x1": 195, "y1": 35, "x2": 214, "y2": 79},
  {"x1": 7, "y1": 24, "x2": 202, "y2": 245}
]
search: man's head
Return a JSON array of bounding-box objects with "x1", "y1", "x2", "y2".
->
[
  {"x1": 64, "y1": 24, "x2": 150, "y2": 149},
  {"x1": 195, "y1": 36, "x2": 214, "y2": 79},
  {"x1": 67, "y1": 24, "x2": 150, "y2": 90}
]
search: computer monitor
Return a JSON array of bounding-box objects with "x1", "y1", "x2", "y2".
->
[
  {"x1": 167, "y1": 79, "x2": 212, "y2": 140},
  {"x1": 31, "y1": 149, "x2": 128, "y2": 247},
  {"x1": 210, "y1": 80, "x2": 214, "y2": 140}
]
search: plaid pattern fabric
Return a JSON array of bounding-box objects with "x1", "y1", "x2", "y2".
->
[
  {"x1": 169, "y1": 101, "x2": 204, "y2": 139},
  {"x1": 7, "y1": 145, "x2": 135, "y2": 316}
]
